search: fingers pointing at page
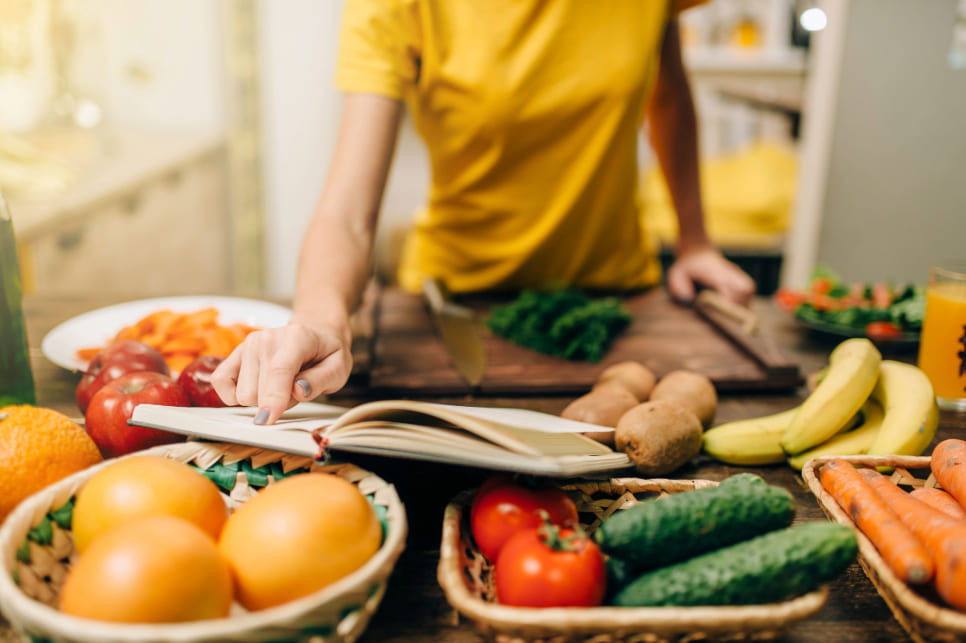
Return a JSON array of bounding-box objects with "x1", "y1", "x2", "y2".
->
[{"x1": 211, "y1": 321, "x2": 354, "y2": 426}]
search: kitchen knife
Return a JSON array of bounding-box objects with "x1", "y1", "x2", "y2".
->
[{"x1": 423, "y1": 277, "x2": 487, "y2": 387}]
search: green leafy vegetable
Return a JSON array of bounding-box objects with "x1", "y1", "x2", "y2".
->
[
  {"x1": 889, "y1": 286, "x2": 926, "y2": 330},
  {"x1": 485, "y1": 289, "x2": 632, "y2": 362}
]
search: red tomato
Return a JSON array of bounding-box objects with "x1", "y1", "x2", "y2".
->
[
  {"x1": 865, "y1": 321, "x2": 903, "y2": 341},
  {"x1": 810, "y1": 277, "x2": 835, "y2": 296},
  {"x1": 470, "y1": 479, "x2": 578, "y2": 562},
  {"x1": 176, "y1": 355, "x2": 226, "y2": 407},
  {"x1": 809, "y1": 293, "x2": 842, "y2": 312},
  {"x1": 84, "y1": 371, "x2": 189, "y2": 458},
  {"x1": 76, "y1": 340, "x2": 170, "y2": 414},
  {"x1": 773, "y1": 288, "x2": 806, "y2": 313},
  {"x1": 494, "y1": 523, "x2": 606, "y2": 607},
  {"x1": 871, "y1": 283, "x2": 894, "y2": 309}
]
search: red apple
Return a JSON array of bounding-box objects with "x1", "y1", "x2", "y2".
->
[
  {"x1": 76, "y1": 340, "x2": 170, "y2": 414},
  {"x1": 84, "y1": 371, "x2": 189, "y2": 458},
  {"x1": 176, "y1": 355, "x2": 226, "y2": 407}
]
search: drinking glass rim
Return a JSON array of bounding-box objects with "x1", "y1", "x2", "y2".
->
[{"x1": 932, "y1": 263, "x2": 966, "y2": 280}]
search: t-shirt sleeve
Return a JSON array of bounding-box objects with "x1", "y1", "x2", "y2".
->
[
  {"x1": 670, "y1": 0, "x2": 709, "y2": 14},
  {"x1": 335, "y1": 0, "x2": 422, "y2": 99}
]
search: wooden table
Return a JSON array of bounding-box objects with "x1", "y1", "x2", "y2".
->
[{"x1": 9, "y1": 293, "x2": 966, "y2": 642}]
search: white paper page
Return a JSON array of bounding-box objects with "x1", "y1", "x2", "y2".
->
[{"x1": 436, "y1": 403, "x2": 614, "y2": 434}]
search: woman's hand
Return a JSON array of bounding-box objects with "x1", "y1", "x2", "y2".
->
[
  {"x1": 666, "y1": 245, "x2": 756, "y2": 306},
  {"x1": 211, "y1": 316, "x2": 353, "y2": 425}
]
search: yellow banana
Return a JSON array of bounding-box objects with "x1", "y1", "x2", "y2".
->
[
  {"x1": 787, "y1": 398, "x2": 884, "y2": 470},
  {"x1": 865, "y1": 360, "x2": 939, "y2": 459},
  {"x1": 702, "y1": 407, "x2": 799, "y2": 465},
  {"x1": 780, "y1": 337, "x2": 882, "y2": 455}
]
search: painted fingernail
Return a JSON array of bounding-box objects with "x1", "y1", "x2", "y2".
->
[
  {"x1": 297, "y1": 378, "x2": 312, "y2": 397},
  {"x1": 254, "y1": 408, "x2": 269, "y2": 425}
]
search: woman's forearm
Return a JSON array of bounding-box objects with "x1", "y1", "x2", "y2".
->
[
  {"x1": 646, "y1": 18, "x2": 711, "y2": 254},
  {"x1": 292, "y1": 94, "x2": 403, "y2": 330}
]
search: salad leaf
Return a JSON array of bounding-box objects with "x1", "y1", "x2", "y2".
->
[
  {"x1": 889, "y1": 286, "x2": 926, "y2": 330},
  {"x1": 780, "y1": 267, "x2": 925, "y2": 335}
]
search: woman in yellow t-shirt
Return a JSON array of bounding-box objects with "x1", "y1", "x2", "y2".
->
[{"x1": 212, "y1": 0, "x2": 756, "y2": 424}]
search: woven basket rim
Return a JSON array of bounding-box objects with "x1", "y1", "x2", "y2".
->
[
  {"x1": 803, "y1": 453, "x2": 966, "y2": 635},
  {"x1": 0, "y1": 441, "x2": 408, "y2": 642},
  {"x1": 437, "y1": 477, "x2": 830, "y2": 637}
]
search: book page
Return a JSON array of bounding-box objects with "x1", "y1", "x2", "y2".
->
[
  {"x1": 326, "y1": 439, "x2": 633, "y2": 477},
  {"x1": 129, "y1": 404, "x2": 339, "y2": 457},
  {"x1": 331, "y1": 421, "x2": 518, "y2": 455},
  {"x1": 325, "y1": 400, "x2": 614, "y2": 456}
]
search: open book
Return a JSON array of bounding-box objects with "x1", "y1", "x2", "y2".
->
[{"x1": 129, "y1": 400, "x2": 633, "y2": 477}]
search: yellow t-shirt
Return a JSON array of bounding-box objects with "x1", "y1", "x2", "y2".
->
[{"x1": 336, "y1": 0, "x2": 696, "y2": 293}]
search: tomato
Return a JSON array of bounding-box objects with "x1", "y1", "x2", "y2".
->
[
  {"x1": 810, "y1": 277, "x2": 835, "y2": 296},
  {"x1": 809, "y1": 293, "x2": 843, "y2": 312},
  {"x1": 84, "y1": 371, "x2": 189, "y2": 458},
  {"x1": 470, "y1": 478, "x2": 578, "y2": 562},
  {"x1": 871, "y1": 283, "x2": 894, "y2": 309},
  {"x1": 865, "y1": 321, "x2": 903, "y2": 341},
  {"x1": 773, "y1": 288, "x2": 806, "y2": 313},
  {"x1": 494, "y1": 521, "x2": 606, "y2": 607},
  {"x1": 176, "y1": 355, "x2": 226, "y2": 407},
  {"x1": 76, "y1": 340, "x2": 170, "y2": 414}
]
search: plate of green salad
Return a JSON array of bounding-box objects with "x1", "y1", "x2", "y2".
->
[{"x1": 774, "y1": 267, "x2": 925, "y2": 351}]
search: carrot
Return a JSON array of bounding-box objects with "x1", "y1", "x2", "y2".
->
[
  {"x1": 201, "y1": 327, "x2": 237, "y2": 358},
  {"x1": 75, "y1": 308, "x2": 262, "y2": 373},
  {"x1": 164, "y1": 353, "x2": 197, "y2": 374},
  {"x1": 819, "y1": 459, "x2": 933, "y2": 585},
  {"x1": 859, "y1": 468, "x2": 966, "y2": 610},
  {"x1": 75, "y1": 347, "x2": 101, "y2": 362},
  {"x1": 114, "y1": 325, "x2": 140, "y2": 342},
  {"x1": 931, "y1": 439, "x2": 966, "y2": 508},
  {"x1": 160, "y1": 336, "x2": 206, "y2": 355},
  {"x1": 910, "y1": 487, "x2": 966, "y2": 520}
]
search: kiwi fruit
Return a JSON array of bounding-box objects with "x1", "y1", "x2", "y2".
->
[
  {"x1": 614, "y1": 400, "x2": 703, "y2": 476},
  {"x1": 593, "y1": 361, "x2": 657, "y2": 402},
  {"x1": 649, "y1": 369, "x2": 717, "y2": 428},
  {"x1": 561, "y1": 387, "x2": 639, "y2": 446}
]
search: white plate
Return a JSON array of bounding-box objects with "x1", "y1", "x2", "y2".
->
[{"x1": 42, "y1": 296, "x2": 292, "y2": 372}]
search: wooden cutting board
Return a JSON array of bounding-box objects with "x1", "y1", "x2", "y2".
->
[{"x1": 342, "y1": 286, "x2": 802, "y2": 396}]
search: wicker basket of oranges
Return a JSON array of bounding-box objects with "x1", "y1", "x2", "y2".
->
[{"x1": 0, "y1": 441, "x2": 407, "y2": 643}]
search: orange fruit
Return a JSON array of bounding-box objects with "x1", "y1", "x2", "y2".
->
[
  {"x1": 0, "y1": 405, "x2": 102, "y2": 524},
  {"x1": 218, "y1": 472, "x2": 382, "y2": 611},
  {"x1": 71, "y1": 455, "x2": 227, "y2": 554},
  {"x1": 59, "y1": 514, "x2": 233, "y2": 623}
]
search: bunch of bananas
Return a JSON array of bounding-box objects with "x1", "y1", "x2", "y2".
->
[{"x1": 703, "y1": 338, "x2": 939, "y2": 469}]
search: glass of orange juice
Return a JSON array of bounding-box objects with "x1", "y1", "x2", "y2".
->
[{"x1": 917, "y1": 263, "x2": 966, "y2": 412}]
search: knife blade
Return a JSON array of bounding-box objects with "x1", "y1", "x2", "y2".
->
[{"x1": 423, "y1": 277, "x2": 487, "y2": 387}]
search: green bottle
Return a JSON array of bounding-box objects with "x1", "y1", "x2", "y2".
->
[{"x1": 0, "y1": 189, "x2": 36, "y2": 406}]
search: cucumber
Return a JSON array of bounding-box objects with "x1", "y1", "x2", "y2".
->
[
  {"x1": 593, "y1": 475, "x2": 794, "y2": 568},
  {"x1": 604, "y1": 555, "x2": 640, "y2": 601},
  {"x1": 720, "y1": 472, "x2": 767, "y2": 487},
  {"x1": 612, "y1": 521, "x2": 858, "y2": 607}
]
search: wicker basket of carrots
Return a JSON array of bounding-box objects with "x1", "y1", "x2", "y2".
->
[{"x1": 803, "y1": 443, "x2": 966, "y2": 643}]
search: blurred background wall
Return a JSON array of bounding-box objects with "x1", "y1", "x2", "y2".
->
[{"x1": 784, "y1": 0, "x2": 966, "y2": 288}]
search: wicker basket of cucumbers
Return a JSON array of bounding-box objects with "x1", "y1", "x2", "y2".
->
[{"x1": 438, "y1": 473, "x2": 857, "y2": 643}]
